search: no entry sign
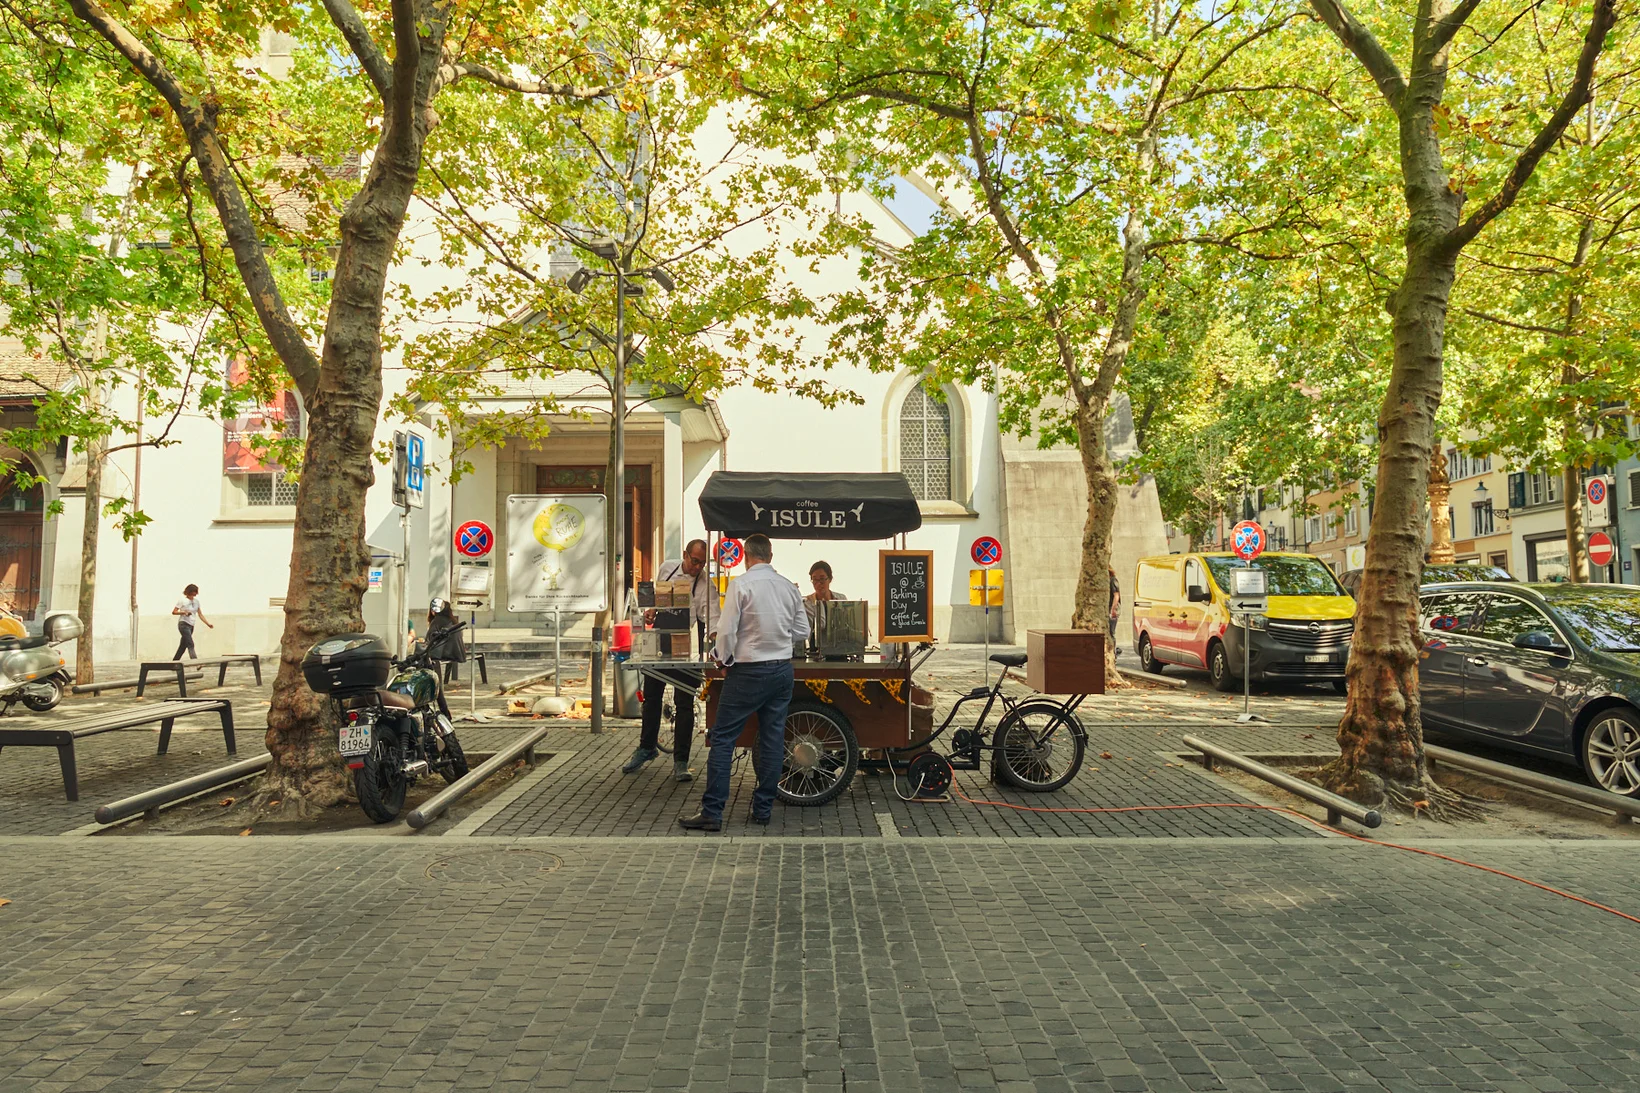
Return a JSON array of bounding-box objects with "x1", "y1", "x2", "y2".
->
[
  {"x1": 1588, "y1": 531, "x2": 1615, "y2": 567},
  {"x1": 455, "y1": 520, "x2": 494, "y2": 559},
  {"x1": 1230, "y1": 520, "x2": 1266, "y2": 562},
  {"x1": 971, "y1": 535, "x2": 1002, "y2": 567},
  {"x1": 716, "y1": 538, "x2": 744, "y2": 569}
]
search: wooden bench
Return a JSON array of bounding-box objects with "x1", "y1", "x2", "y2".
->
[
  {"x1": 0, "y1": 698, "x2": 236, "y2": 801},
  {"x1": 136, "y1": 654, "x2": 262, "y2": 697}
]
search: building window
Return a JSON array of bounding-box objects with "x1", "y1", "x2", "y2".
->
[
  {"x1": 897, "y1": 384, "x2": 952, "y2": 503},
  {"x1": 1628, "y1": 469, "x2": 1640, "y2": 508},
  {"x1": 1447, "y1": 450, "x2": 1492, "y2": 480},
  {"x1": 245, "y1": 472, "x2": 300, "y2": 506},
  {"x1": 1344, "y1": 506, "x2": 1359, "y2": 537},
  {"x1": 1324, "y1": 513, "x2": 1339, "y2": 540},
  {"x1": 1525, "y1": 471, "x2": 1560, "y2": 508},
  {"x1": 1306, "y1": 515, "x2": 1323, "y2": 543},
  {"x1": 1472, "y1": 500, "x2": 1495, "y2": 538}
]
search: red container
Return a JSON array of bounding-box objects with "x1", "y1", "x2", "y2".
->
[{"x1": 612, "y1": 620, "x2": 633, "y2": 653}]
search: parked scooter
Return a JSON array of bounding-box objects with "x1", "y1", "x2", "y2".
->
[
  {"x1": 0, "y1": 612, "x2": 81, "y2": 714},
  {"x1": 301, "y1": 624, "x2": 470, "y2": 823}
]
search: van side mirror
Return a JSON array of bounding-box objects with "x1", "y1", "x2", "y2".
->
[{"x1": 1187, "y1": 585, "x2": 1210, "y2": 603}]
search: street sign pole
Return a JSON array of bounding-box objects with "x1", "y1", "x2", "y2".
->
[{"x1": 1228, "y1": 523, "x2": 1269, "y2": 724}]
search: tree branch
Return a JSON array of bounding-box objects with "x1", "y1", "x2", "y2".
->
[
  {"x1": 1425, "y1": 0, "x2": 1486, "y2": 57},
  {"x1": 65, "y1": 0, "x2": 322, "y2": 396},
  {"x1": 1308, "y1": 0, "x2": 1408, "y2": 112},
  {"x1": 448, "y1": 61, "x2": 619, "y2": 100},
  {"x1": 1460, "y1": 307, "x2": 1569, "y2": 337},
  {"x1": 1446, "y1": 0, "x2": 1617, "y2": 252},
  {"x1": 321, "y1": 0, "x2": 391, "y2": 99}
]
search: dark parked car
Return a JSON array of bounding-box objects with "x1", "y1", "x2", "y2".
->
[
  {"x1": 1417, "y1": 582, "x2": 1640, "y2": 797},
  {"x1": 1339, "y1": 563, "x2": 1514, "y2": 598}
]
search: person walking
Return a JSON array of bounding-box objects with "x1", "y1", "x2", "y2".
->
[
  {"x1": 679, "y1": 534, "x2": 809, "y2": 831},
  {"x1": 171, "y1": 584, "x2": 212, "y2": 660},
  {"x1": 623, "y1": 538, "x2": 717, "y2": 782}
]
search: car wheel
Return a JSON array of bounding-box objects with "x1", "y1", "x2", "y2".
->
[
  {"x1": 1208, "y1": 641, "x2": 1236, "y2": 692},
  {"x1": 1138, "y1": 634, "x2": 1164, "y2": 674},
  {"x1": 1332, "y1": 680, "x2": 1348, "y2": 695},
  {"x1": 1580, "y1": 707, "x2": 1640, "y2": 798}
]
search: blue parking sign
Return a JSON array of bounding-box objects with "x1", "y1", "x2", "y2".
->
[{"x1": 406, "y1": 432, "x2": 425, "y2": 507}]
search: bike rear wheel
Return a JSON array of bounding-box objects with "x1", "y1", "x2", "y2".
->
[{"x1": 992, "y1": 704, "x2": 1086, "y2": 792}]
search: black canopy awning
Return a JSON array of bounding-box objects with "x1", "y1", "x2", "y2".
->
[{"x1": 698, "y1": 472, "x2": 923, "y2": 540}]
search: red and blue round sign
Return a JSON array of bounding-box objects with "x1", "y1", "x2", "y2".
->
[
  {"x1": 1230, "y1": 520, "x2": 1265, "y2": 562},
  {"x1": 455, "y1": 520, "x2": 494, "y2": 559},
  {"x1": 716, "y1": 537, "x2": 744, "y2": 569},
  {"x1": 1588, "y1": 478, "x2": 1607, "y2": 506},
  {"x1": 971, "y1": 535, "x2": 1003, "y2": 567}
]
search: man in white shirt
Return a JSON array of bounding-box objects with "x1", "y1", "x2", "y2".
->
[
  {"x1": 623, "y1": 538, "x2": 718, "y2": 781},
  {"x1": 680, "y1": 534, "x2": 810, "y2": 831}
]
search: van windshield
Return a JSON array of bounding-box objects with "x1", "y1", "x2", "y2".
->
[{"x1": 1204, "y1": 556, "x2": 1344, "y2": 598}]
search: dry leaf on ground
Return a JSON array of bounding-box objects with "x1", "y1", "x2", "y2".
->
[
  {"x1": 0, "y1": 898, "x2": 11, "y2": 908},
  {"x1": 238, "y1": 828, "x2": 253, "y2": 836},
  {"x1": 219, "y1": 798, "x2": 234, "y2": 807}
]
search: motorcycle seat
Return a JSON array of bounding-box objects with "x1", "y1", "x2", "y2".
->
[{"x1": 376, "y1": 689, "x2": 417, "y2": 710}]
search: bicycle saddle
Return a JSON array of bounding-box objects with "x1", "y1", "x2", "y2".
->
[{"x1": 989, "y1": 652, "x2": 1027, "y2": 668}]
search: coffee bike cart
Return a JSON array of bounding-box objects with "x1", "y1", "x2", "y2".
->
[{"x1": 628, "y1": 470, "x2": 1090, "y2": 806}]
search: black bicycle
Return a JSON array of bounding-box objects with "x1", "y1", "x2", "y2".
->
[{"x1": 887, "y1": 648, "x2": 1089, "y2": 792}]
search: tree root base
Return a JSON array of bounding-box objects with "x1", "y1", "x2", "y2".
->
[
  {"x1": 249, "y1": 772, "x2": 350, "y2": 818},
  {"x1": 1317, "y1": 762, "x2": 1488, "y2": 823}
]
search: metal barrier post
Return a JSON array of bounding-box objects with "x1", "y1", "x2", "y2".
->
[
  {"x1": 554, "y1": 605, "x2": 562, "y2": 697},
  {"x1": 590, "y1": 625, "x2": 604, "y2": 734}
]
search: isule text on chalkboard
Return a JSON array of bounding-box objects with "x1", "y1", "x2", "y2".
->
[{"x1": 879, "y1": 550, "x2": 934, "y2": 643}]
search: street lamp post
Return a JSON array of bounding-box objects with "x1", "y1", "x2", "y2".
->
[{"x1": 564, "y1": 242, "x2": 674, "y2": 720}]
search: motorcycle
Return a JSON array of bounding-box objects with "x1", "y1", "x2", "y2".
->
[
  {"x1": 0, "y1": 612, "x2": 82, "y2": 715},
  {"x1": 300, "y1": 625, "x2": 470, "y2": 823}
]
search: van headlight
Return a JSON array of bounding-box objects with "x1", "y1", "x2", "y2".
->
[{"x1": 1243, "y1": 614, "x2": 1268, "y2": 631}]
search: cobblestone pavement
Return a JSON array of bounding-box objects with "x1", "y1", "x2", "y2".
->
[
  {"x1": 2, "y1": 837, "x2": 1638, "y2": 1093},
  {"x1": 5, "y1": 651, "x2": 1639, "y2": 1091}
]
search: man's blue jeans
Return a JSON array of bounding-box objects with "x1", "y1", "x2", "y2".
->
[{"x1": 700, "y1": 659, "x2": 794, "y2": 820}]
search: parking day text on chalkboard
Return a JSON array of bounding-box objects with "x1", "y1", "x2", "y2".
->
[{"x1": 879, "y1": 550, "x2": 935, "y2": 643}]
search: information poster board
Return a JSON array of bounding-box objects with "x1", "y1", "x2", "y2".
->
[
  {"x1": 879, "y1": 549, "x2": 935, "y2": 643},
  {"x1": 506, "y1": 494, "x2": 608, "y2": 613}
]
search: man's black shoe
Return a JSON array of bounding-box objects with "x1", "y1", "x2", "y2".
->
[
  {"x1": 747, "y1": 812, "x2": 772, "y2": 826},
  {"x1": 678, "y1": 812, "x2": 721, "y2": 832}
]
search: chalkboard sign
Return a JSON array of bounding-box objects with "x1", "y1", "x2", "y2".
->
[{"x1": 879, "y1": 549, "x2": 935, "y2": 643}]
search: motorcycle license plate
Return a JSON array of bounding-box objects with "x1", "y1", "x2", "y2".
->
[
  {"x1": 1305, "y1": 654, "x2": 1331, "y2": 663},
  {"x1": 337, "y1": 721, "x2": 373, "y2": 757}
]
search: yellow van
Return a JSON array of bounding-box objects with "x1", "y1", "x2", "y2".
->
[{"x1": 1130, "y1": 552, "x2": 1355, "y2": 692}]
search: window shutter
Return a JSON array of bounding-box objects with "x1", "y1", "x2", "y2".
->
[
  {"x1": 1507, "y1": 472, "x2": 1526, "y2": 510},
  {"x1": 1629, "y1": 469, "x2": 1640, "y2": 508}
]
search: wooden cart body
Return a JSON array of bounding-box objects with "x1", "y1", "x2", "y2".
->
[{"x1": 704, "y1": 662, "x2": 933, "y2": 749}]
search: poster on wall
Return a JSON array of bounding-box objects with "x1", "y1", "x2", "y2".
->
[
  {"x1": 506, "y1": 494, "x2": 608, "y2": 613},
  {"x1": 222, "y1": 357, "x2": 302, "y2": 472}
]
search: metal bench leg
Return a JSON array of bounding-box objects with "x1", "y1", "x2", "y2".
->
[
  {"x1": 253, "y1": 657, "x2": 262, "y2": 685},
  {"x1": 175, "y1": 667, "x2": 188, "y2": 699},
  {"x1": 136, "y1": 667, "x2": 147, "y2": 698},
  {"x1": 158, "y1": 718, "x2": 174, "y2": 755},
  {"x1": 219, "y1": 662, "x2": 229, "y2": 687},
  {"x1": 57, "y1": 742, "x2": 78, "y2": 801},
  {"x1": 220, "y1": 707, "x2": 236, "y2": 755}
]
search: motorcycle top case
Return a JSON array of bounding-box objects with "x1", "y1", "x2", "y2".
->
[{"x1": 301, "y1": 634, "x2": 392, "y2": 695}]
